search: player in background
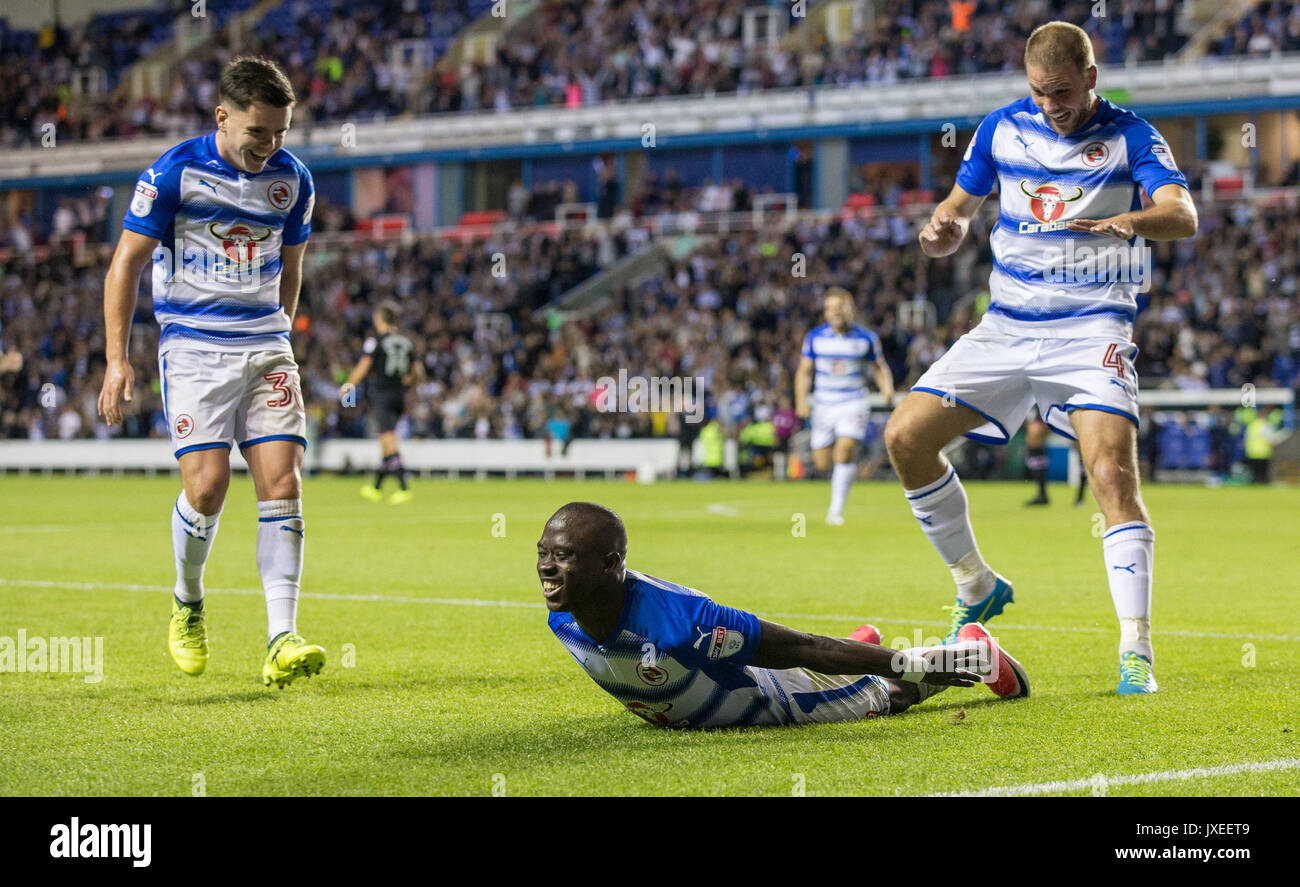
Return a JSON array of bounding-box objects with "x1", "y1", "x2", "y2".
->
[
  {"x1": 1026, "y1": 411, "x2": 1089, "y2": 507},
  {"x1": 889, "y1": 22, "x2": 1197, "y2": 694},
  {"x1": 795, "y1": 288, "x2": 894, "y2": 525},
  {"x1": 97, "y1": 57, "x2": 325, "y2": 688},
  {"x1": 343, "y1": 300, "x2": 424, "y2": 504},
  {"x1": 540, "y1": 502, "x2": 1028, "y2": 729},
  {"x1": 1024, "y1": 411, "x2": 1050, "y2": 505}
]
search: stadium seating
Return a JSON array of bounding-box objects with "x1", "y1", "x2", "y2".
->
[
  {"x1": 0, "y1": 0, "x2": 1215, "y2": 145},
  {"x1": 3, "y1": 196, "x2": 1293, "y2": 464}
]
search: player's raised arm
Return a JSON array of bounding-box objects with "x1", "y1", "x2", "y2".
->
[
  {"x1": 918, "y1": 184, "x2": 986, "y2": 258},
  {"x1": 749, "y1": 618, "x2": 979, "y2": 687},
  {"x1": 97, "y1": 229, "x2": 157, "y2": 426},
  {"x1": 1066, "y1": 183, "x2": 1198, "y2": 242}
]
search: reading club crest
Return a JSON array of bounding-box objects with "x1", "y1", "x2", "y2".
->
[
  {"x1": 1080, "y1": 141, "x2": 1109, "y2": 168},
  {"x1": 267, "y1": 180, "x2": 293, "y2": 210}
]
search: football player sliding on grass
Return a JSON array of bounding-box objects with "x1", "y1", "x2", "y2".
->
[{"x1": 540, "y1": 502, "x2": 1028, "y2": 729}]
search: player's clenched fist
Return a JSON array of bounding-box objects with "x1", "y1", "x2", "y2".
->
[
  {"x1": 97, "y1": 358, "x2": 135, "y2": 427},
  {"x1": 918, "y1": 209, "x2": 968, "y2": 258}
]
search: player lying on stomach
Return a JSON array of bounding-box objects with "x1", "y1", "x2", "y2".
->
[{"x1": 540, "y1": 502, "x2": 1028, "y2": 729}]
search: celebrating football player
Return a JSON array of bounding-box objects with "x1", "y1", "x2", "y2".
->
[
  {"x1": 540, "y1": 502, "x2": 1028, "y2": 729},
  {"x1": 892, "y1": 22, "x2": 1197, "y2": 693},
  {"x1": 98, "y1": 57, "x2": 325, "y2": 688}
]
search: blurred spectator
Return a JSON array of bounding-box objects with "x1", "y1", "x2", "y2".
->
[{"x1": 1, "y1": 0, "x2": 1201, "y2": 146}]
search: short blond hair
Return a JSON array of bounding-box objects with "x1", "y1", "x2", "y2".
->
[
  {"x1": 1025, "y1": 21, "x2": 1095, "y2": 74},
  {"x1": 824, "y1": 286, "x2": 853, "y2": 306}
]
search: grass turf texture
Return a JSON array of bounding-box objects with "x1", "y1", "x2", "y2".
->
[{"x1": 0, "y1": 475, "x2": 1296, "y2": 796}]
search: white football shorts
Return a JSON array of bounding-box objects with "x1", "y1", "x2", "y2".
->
[
  {"x1": 810, "y1": 396, "x2": 871, "y2": 450},
  {"x1": 158, "y1": 347, "x2": 307, "y2": 458},
  {"x1": 753, "y1": 667, "x2": 892, "y2": 725},
  {"x1": 911, "y1": 326, "x2": 1139, "y2": 444}
]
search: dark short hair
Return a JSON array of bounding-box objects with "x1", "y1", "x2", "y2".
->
[
  {"x1": 548, "y1": 502, "x2": 628, "y2": 557},
  {"x1": 375, "y1": 300, "x2": 400, "y2": 325},
  {"x1": 219, "y1": 57, "x2": 296, "y2": 110}
]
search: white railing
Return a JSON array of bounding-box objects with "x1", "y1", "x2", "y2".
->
[
  {"x1": 0, "y1": 438, "x2": 681, "y2": 481},
  {"x1": 863, "y1": 389, "x2": 1295, "y2": 410},
  {"x1": 6, "y1": 52, "x2": 1300, "y2": 181}
]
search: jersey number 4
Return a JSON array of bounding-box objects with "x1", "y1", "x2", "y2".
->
[
  {"x1": 264, "y1": 372, "x2": 300, "y2": 408},
  {"x1": 1102, "y1": 344, "x2": 1126, "y2": 378}
]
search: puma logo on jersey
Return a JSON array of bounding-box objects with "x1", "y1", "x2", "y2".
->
[{"x1": 692, "y1": 626, "x2": 711, "y2": 650}]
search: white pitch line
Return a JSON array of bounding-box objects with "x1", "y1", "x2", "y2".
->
[
  {"x1": 764, "y1": 613, "x2": 1300, "y2": 643},
  {"x1": 932, "y1": 757, "x2": 1300, "y2": 797},
  {"x1": 0, "y1": 525, "x2": 76, "y2": 534},
  {"x1": 0, "y1": 578, "x2": 538, "y2": 609},
  {"x1": 0, "y1": 578, "x2": 1296, "y2": 642}
]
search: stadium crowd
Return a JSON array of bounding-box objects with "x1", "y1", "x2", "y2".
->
[
  {"x1": 3, "y1": 198, "x2": 1297, "y2": 478},
  {"x1": 1209, "y1": 0, "x2": 1300, "y2": 57},
  {"x1": 2, "y1": 0, "x2": 1200, "y2": 146}
]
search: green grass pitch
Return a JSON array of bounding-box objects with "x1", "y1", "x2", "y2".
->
[{"x1": 1, "y1": 475, "x2": 1296, "y2": 796}]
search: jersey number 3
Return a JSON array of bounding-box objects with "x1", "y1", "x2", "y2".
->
[
  {"x1": 265, "y1": 372, "x2": 299, "y2": 408},
  {"x1": 1102, "y1": 344, "x2": 1126, "y2": 378}
]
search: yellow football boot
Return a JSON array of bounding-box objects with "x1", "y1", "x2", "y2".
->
[
  {"x1": 169, "y1": 601, "x2": 209, "y2": 676},
  {"x1": 262, "y1": 632, "x2": 326, "y2": 689}
]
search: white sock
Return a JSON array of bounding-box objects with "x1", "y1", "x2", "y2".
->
[
  {"x1": 1102, "y1": 521, "x2": 1155, "y2": 661},
  {"x1": 903, "y1": 465, "x2": 995, "y2": 603},
  {"x1": 257, "y1": 498, "x2": 304, "y2": 643},
  {"x1": 828, "y1": 462, "x2": 856, "y2": 516},
  {"x1": 172, "y1": 492, "x2": 220, "y2": 604}
]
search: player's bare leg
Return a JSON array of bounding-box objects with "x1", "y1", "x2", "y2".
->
[
  {"x1": 885, "y1": 392, "x2": 1013, "y2": 641},
  {"x1": 825, "y1": 437, "x2": 860, "y2": 525},
  {"x1": 168, "y1": 448, "x2": 232, "y2": 676},
  {"x1": 1070, "y1": 409, "x2": 1157, "y2": 693},
  {"x1": 244, "y1": 439, "x2": 324, "y2": 686},
  {"x1": 179, "y1": 448, "x2": 232, "y2": 515},
  {"x1": 885, "y1": 392, "x2": 985, "y2": 489},
  {"x1": 811, "y1": 445, "x2": 832, "y2": 475}
]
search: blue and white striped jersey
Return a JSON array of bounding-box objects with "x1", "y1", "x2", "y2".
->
[
  {"x1": 801, "y1": 323, "x2": 880, "y2": 406},
  {"x1": 549, "y1": 569, "x2": 784, "y2": 729},
  {"x1": 958, "y1": 96, "x2": 1187, "y2": 339},
  {"x1": 123, "y1": 132, "x2": 314, "y2": 354}
]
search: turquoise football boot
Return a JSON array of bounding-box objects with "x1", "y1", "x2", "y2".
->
[{"x1": 943, "y1": 574, "x2": 1014, "y2": 645}]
